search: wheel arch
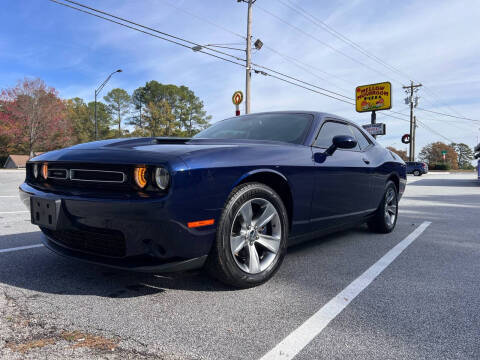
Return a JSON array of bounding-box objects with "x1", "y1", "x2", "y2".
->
[
  {"x1": 387, "y1": 172, "x2": 400, "y2": 192},
  {"x1": 233, "y1": 169, "x2": 293, "y2": 229}
]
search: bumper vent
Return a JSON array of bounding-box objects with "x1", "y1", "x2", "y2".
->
[{"x1": 43, "y1": 228, "x2": 126, "y2": 258}]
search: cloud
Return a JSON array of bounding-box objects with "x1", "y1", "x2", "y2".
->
[{"x1": 1, "y1": 0, "x2": 479, "y2": 151}]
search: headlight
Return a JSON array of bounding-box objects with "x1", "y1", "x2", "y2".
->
[
  {"x1": 134, "y1": 166, "x2": 147, "y2": 188},
  {"x1": 41, "y1": 163, "x2": 48, "y2": 179},
  {"x1": 33, "y1": 164, "x2": 39, "y2": 178},
  {"x1": 154, "y1": 167, "x2": 170, "y2": 190}
]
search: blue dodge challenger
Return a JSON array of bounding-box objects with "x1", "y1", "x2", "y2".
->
[{"x1": 20, "y1": 111, "x2": 406, "y2": 287}]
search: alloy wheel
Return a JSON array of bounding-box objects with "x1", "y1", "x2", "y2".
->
[
  {"x1": 230, "y1": 198, "x2": 281, "y2": 274},
  {"x1": 384, "y1": 188, "x2": 397, "y2": 227}
]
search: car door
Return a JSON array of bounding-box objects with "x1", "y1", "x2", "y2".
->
[
  {"x1": 310, "y1": 120, "x2": 372, "y2": 230},
  {"x1": 348, "y1": 124, "x2": 377, "y2": 210}
]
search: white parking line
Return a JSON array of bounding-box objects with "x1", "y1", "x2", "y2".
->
[
  {"x1": 0, "y1": 196, "x2": 17, "y2": 198},
  {"x1": 0, "y1": 211, "x2": 29, "y2": 214},
  {"x1": 0, "y1": 244, "x2": 43, "y2": 253},
  {"x1": 260, "y1": 221, "x2": 432, "y2": 360}
]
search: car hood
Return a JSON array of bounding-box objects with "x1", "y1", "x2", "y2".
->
[{"x1": 30, "y1": 137, "x2": 302, "y2": 170}]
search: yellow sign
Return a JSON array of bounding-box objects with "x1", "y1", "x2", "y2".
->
[
  {"x1": 355, "y1": 82, "x2": 391, "y2": 112},
  {"x1": 232, "y1": 91, "x2": 244, "y2": 105}
]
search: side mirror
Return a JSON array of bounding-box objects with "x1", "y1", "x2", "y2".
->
[
  {"x1": 325, "y1": 135, "x2": 357, "y2": 156},
  {"x1": 313, "y1": 135, "x2": 357, "y2": 163}
]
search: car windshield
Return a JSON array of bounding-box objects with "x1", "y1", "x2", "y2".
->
[{"x1": 193, "y1": 113, "x2": 313, "y2": 144}]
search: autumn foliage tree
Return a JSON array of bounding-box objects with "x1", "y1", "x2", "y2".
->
[
  {"x1": 0, "y1": 78, "x2": 72, "y2": 157},
  {"x1": 419, "y1": 142, "x2": 459, "y2": 170}
]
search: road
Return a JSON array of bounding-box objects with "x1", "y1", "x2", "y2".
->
[{"x1": 0, "y1": 170, "x2": 479, "y2": 359}]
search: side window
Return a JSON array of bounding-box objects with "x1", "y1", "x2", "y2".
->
[
  {"x1": 314, "y1": 121, "x2": 352, "y2": 148},
  {"x1": 349, "y1": 125, "x2": 371, "y2": 150}
]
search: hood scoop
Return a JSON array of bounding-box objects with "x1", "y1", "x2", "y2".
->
[
  {"x1": 154, "y1": 137, "x2": 192, "y2": 144},
  {"x1": 101, "y1": 137, "x2": 192, "y2": 149}
]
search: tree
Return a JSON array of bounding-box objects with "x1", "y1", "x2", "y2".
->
[
  {"x1": 418, "y1": 142, "x2": 459, "y2": 169},
  {"x1": 130, "y1": 81, "x2": 210, "y2": 137},
  {"x1": 176, "y1": 86, "x2": 211, "y2": 136},
  {"x1": 0, "y1": 78, "x2": 71, "y2": 157},
  {"x1": 145, "y1": 100, "x2": 177, "y2": 137},
  {"x1": 103, "y1": 88, "x2": 131, "y2": 137},
  {"x1": 386, "y1": 146, "x2": 408, "y2": 161},
  {"x1": 450, "y1": 143, "x2": 474, "y2": 169},
  {"x1": 64, "y1": 98, "x2": 114, "y2": 143}
]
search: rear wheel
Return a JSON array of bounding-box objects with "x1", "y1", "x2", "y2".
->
[
  {"x1": 413, "y1": 170, "x2": 421, "y2": 176},
  {"x1": 367, "y1": 181, "x2": 398, "y2": 233},
  {"x1": 206, "y1": 182, "x2": 288, "y2": 288}
]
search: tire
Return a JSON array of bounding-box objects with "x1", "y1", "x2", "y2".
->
[
  {"x1": 413, "y1": 170, "x2": 421, "y2": 176},
  {"x1": 206, "y1": 182, "x2": 288, "y2": 288},
  {"x1": 367, "y1": 181, "x2": 398, "y2": 234}
]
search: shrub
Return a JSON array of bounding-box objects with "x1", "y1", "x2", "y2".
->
[{"x1": 429, "y1": 162, "x2": 451, "y2": 170}]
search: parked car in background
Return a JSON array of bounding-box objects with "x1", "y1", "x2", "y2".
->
[
  {"x1": 20, "y1": 111, "x2": 406, "y2": 288},
  {"x1": 406, "y1": 161, "x2": 428, "y2": 176}
]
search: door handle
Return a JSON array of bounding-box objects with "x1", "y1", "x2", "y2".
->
[{"x1": 362, "y1": 158, "x2": 370, "y2": 164}]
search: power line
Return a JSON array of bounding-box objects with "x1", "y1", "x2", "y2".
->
[
  {"x1": 47, "y1": 0, "x2": 467, "y2": 144},
  {"x1": 255, "y1": 4, "x2": 406, "y2": 87},
  {"x1": 278, "y1": 0, "x2": 408, "y2": 81},
  {"x1": 251, "y1": 62, "x2": 353, "y2": 100},
  {"x1": 157, "y1": 0, "x2": 356, "y2": 98},
  {"x1": 48, "y1": 0, "x2": 245, "y2": 67},
  {"x1": 416, "y1": 119, "x2": 455, "y2": 143},
  {"x1": 416, "y1": 108, "x2": 480, "y2": 123},
  {"x1": 259, "y1": 72, "x2": 355, "y2": 105},
  {"x1": 47, "y1": 0, "x2": 356, "y2": 105},
  {"x1": 280, "y1": 0, "x2": 471, "y2": 120},
  {"x1": 161, "y1": 0, "x2": 246, "y2": 40},
  {"x1": 57, "y1": 0, "x2": 247, "y2": 63}
]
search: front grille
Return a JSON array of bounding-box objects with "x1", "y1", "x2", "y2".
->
[
  {"x1": 70, "y1": 169, "x2": 125, "y2": 183},
  {"x1": 44, "y1": 228, "x2": 126, "y2": 258}
]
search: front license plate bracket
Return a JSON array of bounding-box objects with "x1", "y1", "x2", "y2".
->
[{"x1": 30, "y1": 197, "x2": 61, "y2": 230}]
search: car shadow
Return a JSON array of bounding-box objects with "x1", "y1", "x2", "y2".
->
[
  {"x1": 0, "y1": 226, "x2": 371, "y2": 298},
  {"x1": 0, "y1": 232, "x2": 234, "y2": 297}
]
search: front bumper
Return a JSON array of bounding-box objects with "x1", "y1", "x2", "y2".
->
[
  {"x1": 41, "y1": 234, "x2": 207, "y2": 272},
  {"x1": 20, "y1": 183, "x2": 216, "y2": 272}
]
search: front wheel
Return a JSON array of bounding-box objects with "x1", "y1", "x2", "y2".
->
[
  {"x1": 206, "y1": 182, "x2": 288, "y2": 288},
  {"x1": 367, "y1": 181, "x2": 398, "y2": 233}
]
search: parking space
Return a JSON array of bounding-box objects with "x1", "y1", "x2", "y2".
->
[{"x1": 1, "y1": 170, "x2": 479, "y2": 359}]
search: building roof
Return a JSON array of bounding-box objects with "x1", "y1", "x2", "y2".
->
[{"x1": 4, "y1": 154, "x2": 30, "y2": 168}]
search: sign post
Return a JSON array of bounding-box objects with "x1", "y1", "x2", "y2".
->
[
  {"x1": 232, "y1": 91, "x2": 244, "y2": 116},
  {"x1": 356, "y1": 81, "x2": 392, "y2": 138},
  {"x1": 442, "y1": 150, "x2": 447, "y2": 161}
]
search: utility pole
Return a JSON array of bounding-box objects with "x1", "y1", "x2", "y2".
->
[
  {"x1": 245, "y1": 0, "x2": 253, "y2": 114},
  {"x1": 412, "y1": 115, "x2": 417, "y2": 162},
  {"x1": 403, "y1": 81, "x2": 422, "y2": 161}
]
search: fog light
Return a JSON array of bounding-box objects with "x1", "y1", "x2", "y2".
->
[
  {"x1": 154, "y1": 167, "x2": 170, "y2": 190},
  {"x1": 41, "y1": 163, "x2": 48, "y2": 179},
  {"x1": 134, "y1": 166, "x2": 147, "y2": 188}
]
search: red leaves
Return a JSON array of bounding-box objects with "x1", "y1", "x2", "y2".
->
[{"x1": 0, "y1": 78, "x2": 73, "y2": 156}]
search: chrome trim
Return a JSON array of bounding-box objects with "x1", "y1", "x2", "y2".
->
[
  {"x1": 70, "y1": 169, "x2": 126, "y2": 183},
  {"x1": 48, "y1": 168, "x2": 69, "y2": 180}
]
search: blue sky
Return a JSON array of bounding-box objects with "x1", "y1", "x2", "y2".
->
[{"x1": 1, "y1": 0, "x2": 479, "y2": 154}]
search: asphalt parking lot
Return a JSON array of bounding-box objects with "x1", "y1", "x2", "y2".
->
[{"x1": 1, "y1": 170, "x2": 479, "y2": 359}]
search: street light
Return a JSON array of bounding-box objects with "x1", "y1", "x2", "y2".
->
[{"x1": 94, "y1": 69, "x2": 122, "y2": 140}]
